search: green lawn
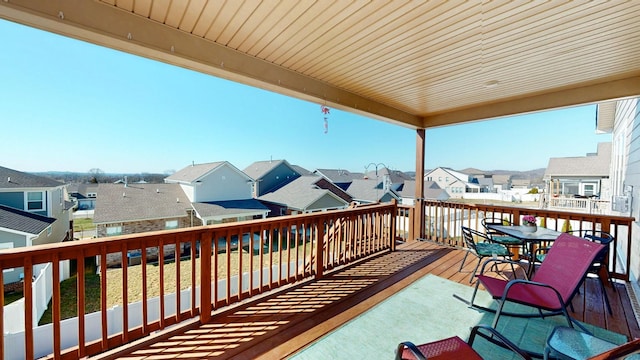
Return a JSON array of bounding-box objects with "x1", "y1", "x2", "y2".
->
[
  {"x1": 4, "y1": 291, "x2": 23, "y2": 305},
  {"x1": 38, "y1": 273, "x2": 101, "y2": 325},
  {"x1": 73, "y1": 217, "x2": 95, "y2": 232}
]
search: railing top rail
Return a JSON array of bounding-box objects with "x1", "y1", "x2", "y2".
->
[
  {"x1": 424, "y1": 200, "x2": 634, "y2": 223},
  {"x1": 0, "y1": 202, "x2": 397, "y2": 265}
]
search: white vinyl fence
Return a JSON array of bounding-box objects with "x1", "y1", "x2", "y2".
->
[
  {"x1": 3, "y1": 261, "x2": 71, "y2": 334},
  {"x1": 3, "y1": 261, "x2": 302, "y2": 360}
]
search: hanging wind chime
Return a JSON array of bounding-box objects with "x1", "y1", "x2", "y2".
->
[{"x1": 321, "y1": 104, "x2": 330, "y2": 134}]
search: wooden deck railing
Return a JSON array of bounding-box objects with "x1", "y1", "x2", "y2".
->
[
  {"x1": 394, "y1": 201, "x2": 634, "y2": 282},
  {"x1": 0, "y1": 203, "x2": 395, "y2": 360}
]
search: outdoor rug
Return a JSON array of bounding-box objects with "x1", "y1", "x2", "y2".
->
[{"x1": 289, "y1": 274, "x2": 627, "y2": 359}]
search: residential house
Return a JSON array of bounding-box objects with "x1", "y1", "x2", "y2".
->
[
  {"x1": 345, "y1": 178, "x2": 400, "y2": 204},
  {"x1": 511, "y1": 179, "x2": 532, "y2": 190},
  {"x1": 600, "y1": 99, "x2": 639, "y2": 294},
  {"x1": 164, "y1": 161, "x2": 269, "y2": 224},
  {"x1": 363, "y1": 167, "x2": 411, "y2": 192},
  {"x1": 424, "y1": 167, "x2": 477, "y2": 199},
  {"x1": 0, "y1": 166, "x2": 73, "y2": 245},
  {"x1": 0, "y1": 166, "x2": 72, "y2": 285},
  {"x1": 243, "y1": 160, "x2": 303, "y2": 197},
  {"x1": 94, "y1": 162, "x2": 270, "y2": 265},
  {"x1": 313, "y1": 168, "x2": 364, "y2": 191},
  {"x1": 398, "y1": 180, "x2": 449, "y2": 205},
  {"x1": 0, "y1": 205, "x2": 56, "y2": 285},
  {"x1": 543, "y1": 142, "x2": 611, "y2": 198},
  {"x1": 492, "y1": 174, "x2": 512, "y2": 190},
  {"x1": 259, "y1": 175, "x2": 350, "y2": 215},
  {"x1": 67, "y1": 183, "x2": 98, "y2": 211},
  {"x1": 476, "y1": 176, "x2": 496, "y2": 193}
]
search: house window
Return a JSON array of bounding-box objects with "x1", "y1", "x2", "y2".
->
[
  {"x1": 27, "y1": 191, "x2": 45, "y2": 211},
  {"x1": 165, "y1": 220, "x2": 179, "y2": 229},
  {"x1": 106, "y1": 225, "x2": 122, "y2": 236},
  {"x1": 582, "y1": 183, "x2": 597, "y2": 197}
]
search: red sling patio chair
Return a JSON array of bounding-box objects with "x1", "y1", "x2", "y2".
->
[
  {"x1": 395, "y1": 324, "x2": 532, "y2": 360},
  {"x1": 469, "y1": 232, "x2": 605, "y2": 330}
]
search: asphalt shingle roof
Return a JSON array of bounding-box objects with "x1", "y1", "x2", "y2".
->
[
  {"x1": 243, "y1": 160, "x2": 288, "y2": 180},
  {"x1": 346, "y1": 179, "x2": 391, "y2": 202},
  {"x1": 545, "y1": 142, "x2": 611, "y2": 177},
  {"x1": 314, "y1": 169, "x2": 364, "y2": 183},
  {"x1": 192, "y1": 199, "x2": 269, "y2": 218},
  {"x1": 399, "y1": 180, "x2": 449, "y2": 200},
  {"x1": 165, "y1": 162, "x2": 225, "y2": 183},
  {"x1": 259, "y1": 175, "x2": 344, "y2": 210},
  {"x1": 0, "y1": 204, "x2": 55, "y2": 235},
  {"x1": 93, "y1": 183, "x2": 191, "y2": 223},
  {"x1": 0, "y1": 166, "x2": 63, "y2": 188}
]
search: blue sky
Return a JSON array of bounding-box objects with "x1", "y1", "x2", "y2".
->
[{"x1": 0, "y1": 19, "x2": 610, "y2": 175}]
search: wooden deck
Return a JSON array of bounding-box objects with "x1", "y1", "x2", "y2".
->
[{"x1": 93, "y1": 240, "x2": 640, "y2": 359}]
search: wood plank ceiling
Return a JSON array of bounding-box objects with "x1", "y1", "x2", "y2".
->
[{"x1": 1, "y1": 0, "x2": 639, "y2": 129}]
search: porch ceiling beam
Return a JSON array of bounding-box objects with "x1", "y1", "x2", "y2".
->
[
  {"x1": 0, "y1": 0, "x2": 423, "y2": 129},
  {"x1": 422, "y1": 76, "x2": 640, "y2": 128}
]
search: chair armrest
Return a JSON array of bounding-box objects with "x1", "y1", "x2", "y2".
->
[
  {"x1": 469, "y1": 325, "x2": 532, "y2": 360},
  {"x1": 395, "y1": 341, "x2": 427, "y2": 360},
  {"x1": 502, "y1": 279, "x2": 567, "y2": 309}
]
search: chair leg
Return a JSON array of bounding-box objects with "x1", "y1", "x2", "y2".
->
[
  {"x1": 469, "y1": 258, "x2": 482, "y2": 283},
  {"x1": 459, "y1": 251, "x2": 470, "y2": 272},
  {"x1": 491, "y1": 299, "x2": 506, "y2": 328},
  {"x1": 599, "y1": 276, "x2": 613, "y2": 314},
  {"x1": 470, "y1": 280, "x2": 481, "y2": 307}
]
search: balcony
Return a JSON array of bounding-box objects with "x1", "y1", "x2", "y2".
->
[{"x1": 1, "y1": 201, "x2": 637, "y2": 359}]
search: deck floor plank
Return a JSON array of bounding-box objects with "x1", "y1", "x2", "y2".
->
[{"x1": 94, "y1": 241, "x2": 639, "y2": 359}]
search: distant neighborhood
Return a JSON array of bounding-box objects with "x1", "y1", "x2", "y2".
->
[{"x1": 0, "y1": 141, "x2": 612, "y2": 285}]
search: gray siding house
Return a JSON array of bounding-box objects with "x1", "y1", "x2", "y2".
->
[
  {"x1": 544, "y1": 142, "x2": 611, "y2": 198},
  {"x1": 0, "y1": 205, "x2": 56, "y2": 284},
  {"x1": 259, "y1": 175, "x2": 350, "y2": 215},
  {"x1": 244, "y1": 160, "x2": 302, "y2": 197},
  {"x1": 0, "y1": 166, "x2": 72, "y2": 246}
]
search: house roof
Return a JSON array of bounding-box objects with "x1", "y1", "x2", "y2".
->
[
  {"x1": 544, "y1": 142, "x2": 612, "y2": 178},
  {"x1": 399, "y1": 180, "x2": 449, "y2": 201},
  {"x1": 314, "y1": 169, "x2": 364, "y2": 184},
  {"x1": 165, "y1": 162, "x2": 226, "y2": 183},
  {"x1": 259, "y1": 175, "x2": 347, "y2": 210},
  {"x1": 346, "y1": 179, "x2": 398, "y2": 203},
  {"x1": 192, "y1": 199, "x2": 269, "y2": 219},
  {"x1": 67, "y1": 183, "x2": 99, "y2": 198},
  {"x1": 0, "y1": 204, "x2": 55, "y2": 235},
  {"x1": 477, "y1": 178, "x2": 494, "y2": 187},
  {"x1": 7, "y1": 2, "x2": 639, "y2": 129},
  {"x1": 0, "y1": 166, "x2": 63, "y2": 189},
  {"x1": 290, "y1": 165, "x2": 312, "y2": 176},
  {"x1": 243, "y1": 160, "x2": 295, "y2": 180},
  {"x1": 492, "y1": 174, "x2": 512, "y2": 185},
  {"x1": 511, "y1": 179, "x2": 531, "y2": 187},
  {"x1": 93, "y1": 183, "x2": 191, "y2": 224},
  {"x1": 364, "y1": 167, "x2": 412, "y2": 184},
  {"x1": 424, "y1": 167, "x2": 470, "y2": 183}
]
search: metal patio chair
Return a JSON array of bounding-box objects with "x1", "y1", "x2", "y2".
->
[
  {"x1": 395, "y1": 324, "x2": 532, "y2": 360},
  {"x1": 470, "y1": 233, "x2": 605, "y2": 330},
  {"x1": 459, "y1": 226, "x2": 515, "y2": 283}
]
